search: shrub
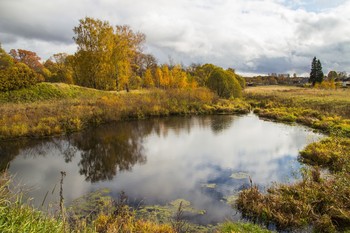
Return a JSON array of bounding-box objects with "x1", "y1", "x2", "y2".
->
[
  {"x1": 0, "y1": 62, "x2": 39, "y2": 91},
  {"x1": 206, "y1": 68, "x2": 242, "y2": 98}
]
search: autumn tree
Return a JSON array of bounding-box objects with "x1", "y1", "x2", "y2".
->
[
  {"x1": 132, "y1": 52, "x2": 157, "y2": 78},
  {"x1": 143, "y1": 68, "x2": 155, "y2": 88},
  {"x1": 44, "y1": 53, "x2": 74, "y2": 83},
  {"x1": 171, "y1": 65, "x2": 188, "y2": 88},
  {"x1": 0, "y1": 45, "x2": 38, "y2": 91},
  {"x1": 160, "y1": 64, "x2": 170, "y2": 88},
  {"x1": 9, "y1": 49, "x2": 43, "y2": 72},
  {"x1": 154, "y1": 67, "x2": 163, "y2": 88},
  {"x1": 309, "y1": 57, "x2": 324, "y2": 86},
  {"x1": 73, "y1": 17, "x2": 145, "y2": 91},
  {"x1": 73, "y1": 17, "x2": 115, "y2": 89},
  {"x1": 9, "y1": 48, "x2": 48, "y2": 81},
  {"x1": 114, "y1": 25, "x2": 145, "y2": 91}
]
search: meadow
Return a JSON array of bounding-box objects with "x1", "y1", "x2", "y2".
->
[{"x1": 245, "y1": 86, "x2": 350, "y2": 137}]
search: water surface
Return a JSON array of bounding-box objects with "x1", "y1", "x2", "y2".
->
[{"x1": 0, "y1": 114, "x2": 322, "y2": 225}]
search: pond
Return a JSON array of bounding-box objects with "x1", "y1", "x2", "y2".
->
[{"x1": 0, "y1": 113, "x2": 322, "y2": 226}]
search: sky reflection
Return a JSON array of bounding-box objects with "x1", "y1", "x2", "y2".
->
[{"x1": 3, "y1": 114, "x2": 322, "y2": 224}]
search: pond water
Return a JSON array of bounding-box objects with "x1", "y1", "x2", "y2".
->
[{"x1": 0, "y1": 114, "x2": 322, "y2": 225}]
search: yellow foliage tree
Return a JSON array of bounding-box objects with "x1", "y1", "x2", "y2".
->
[
  {"x1": 171, "y1": 65, "x2": 188, "y2": 88},
  {"x1": 154, "y1": 67, "x2": 163, "y2": 88},
  {"x1": 143, "y1": 68, "x2": 155, "y2": 88},
  {"x1": 160, "y1": 65, "x2": 170, "y2": 88},
  {"x1": 73, "y1": 17, "x2": 145, "y2": 91}
]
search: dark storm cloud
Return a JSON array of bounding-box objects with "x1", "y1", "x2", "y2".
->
[
  {"x1": 1, "y1": 0, "x2": 349, "y2": 75},
  {"x1": 0, "y1": 21, "x2": 72, "y2": 44}
]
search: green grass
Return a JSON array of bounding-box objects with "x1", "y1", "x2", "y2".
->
[
  {"x1": 0, "y1": 82, "x2": 113, "y2": 103},
  {"x1": 0, "y1": 173, "x2": 63, "y2": 233},
  {"x1": 219, "y1": 221, "x2": 272, "y2": 233}
]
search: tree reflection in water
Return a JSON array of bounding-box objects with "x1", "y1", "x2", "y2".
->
[
  {"x1": 0, "y1": 116, "x2": 236, "y2": 182},
  {"x1": 71, "y1": 122, "x2": 148, "y2": 182}
]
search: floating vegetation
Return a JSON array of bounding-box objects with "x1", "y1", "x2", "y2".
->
[
  {"x1": 201, "y1": 183, "x2": 217, "y2": 189},
  {"x1": 230, "y1": 171, "x2": 250, "y2": 179},
  {"x1": 137, "y1": 198, "x2": 208, "y2": 232},
  {"x1": 223, "y1": 195, "x2": 239, "y2": 205},
  {"x1": 67, "y1": 188, "x2": 114, "y2": 223}
]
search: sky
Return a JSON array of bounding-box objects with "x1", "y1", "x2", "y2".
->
[{"x1": 0, "y1": 0, "x2": 349, "y2": 76}]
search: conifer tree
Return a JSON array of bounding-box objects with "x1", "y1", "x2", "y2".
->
[{"x1": 309, "y1": 57, "x2": 324, "y2": 86}]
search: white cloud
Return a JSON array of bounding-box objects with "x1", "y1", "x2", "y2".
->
[{"x1": 1, "y1": 0, "x2": 349, "y2": 75}]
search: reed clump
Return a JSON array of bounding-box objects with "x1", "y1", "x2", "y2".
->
[{"x1": 237, "y1": 136, "x2": 350, "y2": 232}]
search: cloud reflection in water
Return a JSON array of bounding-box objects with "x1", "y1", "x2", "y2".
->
[{"x1": 5, "y1": 114, "x2": 322, "y2": 224}]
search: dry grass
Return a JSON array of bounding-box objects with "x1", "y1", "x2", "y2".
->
[
  {"x1": 245, "y1": 86, "x2": 350, "y2": 118},
  {"x1": 0, "y1": 83, "x2": 251, "y2": 139}
]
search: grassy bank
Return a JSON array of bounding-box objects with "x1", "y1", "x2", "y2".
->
[
  {"x1": 245, "y1": 86, "x2": 350, "y2": 137},
  {"x1": 0, "y1": 82, "x2": 250, "y2": 140},
  {"x1": 237, "y1": 86, "x2": 350, "y2": 232},
  {"x1": 237, "y1": 137, "x2": 350, "y2": 232}
]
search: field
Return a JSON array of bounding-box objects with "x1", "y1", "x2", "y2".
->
[
  {"x1": 244, "y1": 86, "x2": 350, "y2": 137},
  {"x1": 245, "y1": 86, "x2": 350, "y2": 118}
]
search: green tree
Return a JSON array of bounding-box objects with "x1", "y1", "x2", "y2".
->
[
  {"x1": 191, "y1": 63, "x2": 216, "y2": 86},
  {"x1": 206, "y1": 68, "x2": 242, "y2": 98},
  {"x1": 0, "y1": 44, "x2": 14, "y2": 69},
  {"x1": 227, "y1": 68, "x2": 246, "y2": 89},
  {"x1": 309, "y1": 57, "x2": 324, "y2": 86},
  {"x1": 327, "y1": 71, "x2": 338, "y2": 81}
]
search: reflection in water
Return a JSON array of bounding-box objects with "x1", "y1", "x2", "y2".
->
[
  {"x1": 210, "y1": 115, "x2": 235, "y2": 134},
  {"x1": 0, "y1": 114, "x2": 322, "y2": 225},
  {"x1": 72, "y1": 123, "x2": 147, "y2": 182}
]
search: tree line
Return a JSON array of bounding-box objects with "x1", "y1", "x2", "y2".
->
[{"x1": 0, "y1": 17, "x2": 244, "y2": 98}]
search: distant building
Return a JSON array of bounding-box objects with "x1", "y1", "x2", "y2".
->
[{"x1": 342, "y1": 77, "x2": 350, "y2": 87}]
